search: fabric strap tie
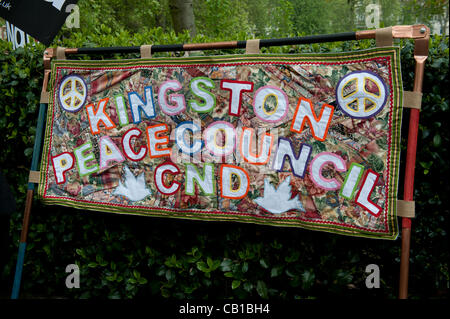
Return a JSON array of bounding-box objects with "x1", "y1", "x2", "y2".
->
[
  {"x1": 403, "y1": 91, "x2": 423, "y2": 110},
  {"x1": 140, "y1": 45, "x2": 152, "y2": 58},
  {"x1": 245, "y1": 39, "x2": 260, "y2": 54},
  {"x1": 397, "y1": 200, "x2": 415, "y2": 218},
  {"x1": 28, "y1": 171, "x2": 40, "y2": 184},
  {"x1": 56, "y1": 47, "x2": 66, "y2": 60},
  {"x1": 40, "y1": 91, "x2": 49, "y2": 104},
  {"x1": 376, "y1": 27, "x2": 393, "y2": 47}
]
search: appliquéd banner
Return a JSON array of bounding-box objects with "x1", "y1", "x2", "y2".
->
[{"x1": 38, "y1": 48, "x2": 403, "y2": 239}]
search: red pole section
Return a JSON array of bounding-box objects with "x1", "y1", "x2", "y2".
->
[
  {"x1": 403, "y1": 108, "x2": 420, "y2": 228},
  {"x1": 398, "y1": 33, "x2": 429, "y2": 299}
]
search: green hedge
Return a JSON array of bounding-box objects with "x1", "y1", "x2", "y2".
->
[{"x1": 0, "y1": 33, "x2": 448, "y2": 299}]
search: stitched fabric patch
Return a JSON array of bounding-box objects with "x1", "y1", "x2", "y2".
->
[{"x1": 38, "y1": 48, "x2": 403, "y2": 239}]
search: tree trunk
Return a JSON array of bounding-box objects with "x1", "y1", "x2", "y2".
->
[{"x1": 169, "y1": 0, "x2": 196, "y2": 38}]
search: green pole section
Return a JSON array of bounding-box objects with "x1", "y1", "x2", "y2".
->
[{"x1": 11, "y1": 102, "x2": 47, "y2": 299}]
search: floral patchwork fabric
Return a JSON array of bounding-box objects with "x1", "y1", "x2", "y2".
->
[{"x1": 38, "y1": 48, "x2": 403, "y2": 239}]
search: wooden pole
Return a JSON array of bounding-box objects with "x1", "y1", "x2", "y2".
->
[
  {"x1": 398, "y1": 31, "x2": 429, "y2": 299},
  {"x1": 64, "y1": 25, "x2": 426, "y2": 56},
  {"x1": 11, "y1": 103, "x2": 47, "y2": 299}
]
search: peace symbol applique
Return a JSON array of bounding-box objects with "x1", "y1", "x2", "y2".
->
[
  {"x1": 58, "y1": 74, "x2": 87, "y2": 113},
  {"x1": 335, "y1": 70, "x2": 389, "y2": 119}
]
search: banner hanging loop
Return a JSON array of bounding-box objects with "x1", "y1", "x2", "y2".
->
[
  {"x1": 140, "y1": 45, "x2": 152, "y2": 58},
  {"x1": 245, "y1": 39, "x2": 260, "y2": 54}
]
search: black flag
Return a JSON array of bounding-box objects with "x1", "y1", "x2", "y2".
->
[{"x1": 0, "y1": 0, "x2": 79, "y2": 46}]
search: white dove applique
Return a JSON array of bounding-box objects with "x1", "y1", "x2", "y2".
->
[
  {"x1": 254, "y1": 176, "x2": 305, "y2": 214},
  {"x1": 112, "y1": 166, "x2": 152, "y2": 202}
]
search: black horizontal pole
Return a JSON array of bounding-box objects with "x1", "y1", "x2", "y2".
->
[
  {"x1": 76, "y1": 44, "x2": 184, "y2": 55},
  {"x1": 73, "y1": 32, "x2": 357, "y2": 55},
  {"x1": 242, "y1": 32, "x2": 357, "y2": 48},
  {"x1": 261, "y1": 32, "x2": 357, "y2": 46}
]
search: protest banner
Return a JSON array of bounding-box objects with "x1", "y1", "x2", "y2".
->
[
  {"x1": 37, "y1": 48, "x2": 403, "y2": 239},
  {"x1": 12, "y1": 25, "x2": 430, "y2": 299}
]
